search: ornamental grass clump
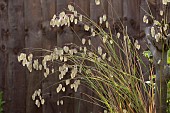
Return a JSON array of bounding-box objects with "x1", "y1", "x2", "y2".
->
[{"x1": 18, "y1": 1, "x2": 160, "y2": 113}]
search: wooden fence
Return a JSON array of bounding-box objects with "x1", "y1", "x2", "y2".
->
[{"x1": 0, "y1": 0, "x2": 159, "y2": 113}]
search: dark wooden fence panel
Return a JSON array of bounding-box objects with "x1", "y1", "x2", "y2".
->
[
  {"x1": 41, "y1": 0, "x2": 57, "y2": 113},
  {"x1": 56, "y1": 1, "x2": 75, "y2": 113},
  {"x1": 0, "y1": 0, "x2": 154, "y2": 113},
  {"x1": 0, "y1": 0, "x2": 8, "y2": 99},
  {"x1": 123, "y1": 0, "x2": 141, "y2": 37},
  {"x1": 2, "y1": 0, "x2": 26, "y2": 113},
  {"x1": 24, "y1": 0, "x2": 43, "y2": 113},
  {"x1": 108, "y1": 0, "x2": 123, "y2": 21}
]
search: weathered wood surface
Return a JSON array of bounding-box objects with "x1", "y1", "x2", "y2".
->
[
  {"x1": 0, "y1": 0, "x2": 26, "y2": 113},
  {"x1": 0, "y1": 0, "x2": 155, "y2": 113}
]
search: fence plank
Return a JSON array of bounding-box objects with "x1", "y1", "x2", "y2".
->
[
  {"x1": 54, "y1": 1, "x2": 76, "y2": 113},
  {"x1": 90, "y1": 0, "x2": 107, "y2": 21},
  {"x1": 24, "y1": 0, "x2": 43, "y2": 113},
  {"x1": 40, "y1": 0, "x2": 59, "y2": 113},
  {"x1": 57, "y1": 0, "x2": 75, "y2": 47},
  {"x1": 0, "y1": 1, "x2": 8, "y2": 113},
  {"x1": 123, "y1": 0, "x2": 141, "y2": 38},
  {"x1": 74, "y1": 0, "x2": 90, "y2": 16},
  {"x1": 0, "y1": 0, "x2": 8, "y2": 92},
  {"x1": 4, "y1": 1, "x2": 26, "y2": 113},
  {"x1": 90, "y1": 0, "x2": 106, "y2": 48},
  {"x1": 108, "y1": 0, "x2": 123, "y2": 27}
]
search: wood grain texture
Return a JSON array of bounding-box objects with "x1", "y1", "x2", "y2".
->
[
  {"x1": 56, "y1": 0, "x2": 76, "y2": 113},
  {"x1": 40, "y1": 0, "x2": 58, "y2": 113},
  {"x1": 0, "y1": 0, "x2": 8, "y2": 92},
  {"x1": 0, "y1": 1, "x2": 8, "y2": 113},
  {"x1": 90, "y1": 0, "x2": 107, "y2": 21},
  {"x1": 108, "y1": 0, "x2": 122, "y2": 24},
  {"x1": 74, "y1": 0, "x2": 90, "y2": 16},
  {"x1": 24, "y1": 0, "x2": 43, "y2": 113},
  {"x1": 2, "y1": 0, "x2": 26, "y2": 113},
  {"x1": 123, "y1": 0, "x2": 141, "y2": 38}
]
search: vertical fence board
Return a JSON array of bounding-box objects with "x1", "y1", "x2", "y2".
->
[
  {"x1": 40, "y1": 0, "x2": 58, "y2": 113},
  {"x1": 0, "y1": 0, "x2": 8, "y2": 92},
  {"x1": 57, "y1": 0, "x2": 67, "y2": 14},
  {"x1": 140, "y1": 1, "x2": 149, "y2": 32},
  {"x1": 0, "y1": 0, "x2": 8, "y2": 111},
  {"x1": 90, "y1": 0, "x2": 107, "y2": 21},
  {"x1": 24, "y1": 0, "x2": 43, "y2": 113},
  {"x1": 0, "y1": 1, "x2": 8, "y2": 113},
  {"x1": 123, "y1": 0, "x2": 141, "y2": 38},
  {"x1": 57, "y1": 0, "x2": 75, "y2": 47},
  {"x1": 90, "y1": 0, "x2": 106, "y2": 48},
  {"x1": 108, "y1": 0, "x2": 123, "y2": 26},
  {"x1": 74, "y1": 0, "x2": 90, "y2": 16},
  {"x1": 3, "y1": 1, "x2": 26, "y2": 113},
  {"x1": 56, "y1": 0, "x2": 75, "y2": 113}
]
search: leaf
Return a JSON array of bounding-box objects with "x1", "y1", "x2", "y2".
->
[
  {"x1": 167, "y1": 48, "x2": 170, "y2": 64},
  {"x1": 143, "y1": 50, "x2": 152, "y2": 59}
]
